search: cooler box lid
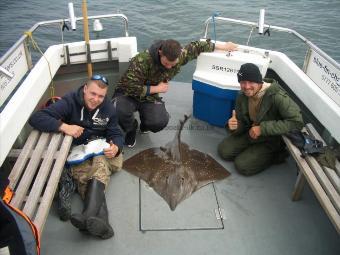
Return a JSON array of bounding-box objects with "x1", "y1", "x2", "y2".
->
[{"x1": 193, "y1": 50, "x2": 270, "y2": 90}]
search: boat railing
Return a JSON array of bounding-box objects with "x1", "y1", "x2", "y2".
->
[
  {"x1": 0, "y1": 13, "x2": 129, "y2": 108},
  {"x1": 0, "y1": 13, "x2": 129, "y2": 68},
  {"x1": 202, "y1": 16, "x2": 340, "y2": 72}
]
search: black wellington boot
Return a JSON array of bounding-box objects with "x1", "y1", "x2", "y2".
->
[
  {"x1": 70, "y1": 179, "x2": 105, "y2": 230},
  {"x1": 86, "y1": 197, "x2": 114, "y2": 239},
  {"x1": 57, "y1": 168, "x2": 76, "y2": 221}
]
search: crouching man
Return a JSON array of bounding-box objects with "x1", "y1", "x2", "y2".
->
[
  {"x1": 218, "y1": 63, "x2": 304, "y2": 176},
  {"x1": 29, "y1": 75, "x2": 123, "y2": 239}
]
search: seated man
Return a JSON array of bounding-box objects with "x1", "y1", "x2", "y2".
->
[
  {"x1": 113, "y1": 39, "x2": 238, "y2": 147},
  {"x1": 218, "y1": 63, "x2": 304, "y2": 176},
  {"x1": 29, "y1": 75, "x2": 123, "y2": 239}
]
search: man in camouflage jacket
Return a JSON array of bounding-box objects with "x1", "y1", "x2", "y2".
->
[
  {"x1": 218, "y1": 63, "x2": 304, "y2": 176},
  {"x1": 113, "y1": 39, "x2": 237, "y2": 147}
]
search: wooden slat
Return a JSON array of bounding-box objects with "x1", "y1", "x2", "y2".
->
[
  {"x1": 8, "y1": 149, "x2": 61, "y2": 160},
  {"x1": 23, "y1": 133, "x2": 63, "y2": 218},
  {"x1": 304, "y1": 124, "x2": 340, "y2": 213},
  {"x1": 285, "y1": 135, "x2": 340, "y2": 233},
  {"x1": 299, "y1": 160, "x2": 340, "y2": 233},
  {"x1": 10, "y1": 132, "x2": 50, "y2": 208},
  {"x1": 283, "y1": 135, "x2": 309, "y2": 197},
  {"x1": 306, "y1": 123, "x2": 340, "y2": 178},
  {"x1": 305, "y1": 155, "x2": 340, "y2": 214},
  {"x1": 324, "y1": 166, "x2": 340, "y2": 195},
  {"x1": 283, "y1": 125, "x2": 340, "y2": 234},
  {"x1": 306, "y1": 124, "x2": 340, "y2": 194},
  {"x1": 8, "y1": 130, "x2": 39, "y2": 189},
  {"x1": 292, "y1": 171, "x2": 306, "y2": 201},
  {"x1": 34, "y1": 135, "x2": 73, "y2": 233}
]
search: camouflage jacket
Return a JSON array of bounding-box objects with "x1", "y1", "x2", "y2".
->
[{"x1": 114, "y1": 40, "x2": 215, "y2": 102}]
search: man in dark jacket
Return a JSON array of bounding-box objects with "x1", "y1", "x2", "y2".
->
[
  {"x1": 29, "y1": 75, "x2": 123, "y2": 239},
  {"x1": 218, "y1": 63, "x2": 304, "y2": 176},
  {"x1": 114, "y1": 39, "x2": 238, "y2": 147}
]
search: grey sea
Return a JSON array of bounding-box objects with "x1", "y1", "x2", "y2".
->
[{"x1": 0, "y1": 0, "x2": 339, "y2": 81}]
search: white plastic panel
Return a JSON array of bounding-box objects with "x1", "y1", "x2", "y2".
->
[
  {"x1": 305, "y1": 50, "x2": 340, "y2": 107},
  {"x1": 193, "y1": 49, "x2": 270, "y2": 90},
  {"x1": 0, "y1": 44, "x2": 63, "y2": 166},
  {"x1": 0, "y1": 43, "x2": 29, "y2": 106},
  {"x1": 268, "y1": 50, "x2": 340, "y2": 143},
  {"x1": 66, "y1": 37, "x2": 137, "y2": 64}
]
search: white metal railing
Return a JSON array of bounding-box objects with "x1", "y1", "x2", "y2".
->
[
  {"x1": 0, "y1": 13, "x2": 129, "y2": 67},
  {"x1": 203, "y1": 16, "x2": 340, "y2": 71},
  {"x1": 0, "y1": 13, "x2": 129, "y2": 108}
]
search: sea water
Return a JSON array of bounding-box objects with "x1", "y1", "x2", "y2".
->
[{"x1": 0, "y1": 0, "x2": 339, "y2": 82}]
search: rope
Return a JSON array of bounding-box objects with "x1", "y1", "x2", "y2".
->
[
  {"x1": 24, "y1": 31, "x2": 55, "y2": 99},
  {"x1": 246, "y1": 26, "x2": 254, "y2": 46},
  {"x1": 60, "y1": 21, "x2": 65, "y2": 45}
]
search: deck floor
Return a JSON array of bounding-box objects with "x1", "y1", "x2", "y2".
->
[{"x1": 41, "y1": 82, "x2": 339, "y2": 255}]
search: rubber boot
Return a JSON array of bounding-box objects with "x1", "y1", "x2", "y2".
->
[
  {"x1": 86, "y1": 197, "x2": 114, "y2": 239},
  {"x1": 70, "y1": 179, "x2": 105, "y2": 230},
  {"x1": 57, "y1": 168, "x2": 76, "y2": 221}
]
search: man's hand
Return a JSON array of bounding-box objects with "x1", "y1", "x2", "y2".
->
[
  {"x1": 59, "y1": 123, "x2": 84, "y2": 138},
  {"x1": 249, "y1": 125, "x2": 261, "y2": 139},
  {"x1": 104, "y1": 141, "x2": 119, "y2": 158},
  {"x1": 228, "y1": 110, "x2": 238, "y2": 130},
  {"x1": 150, "y1": 81, "x2": 169, "y2": 94},
  {"x1": 215, "y1": 41, "x2": 238, "y2": 52}
]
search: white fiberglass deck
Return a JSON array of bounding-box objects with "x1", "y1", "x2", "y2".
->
[{"x1": 41, "y1": 82, "x2": 339, "y2": 255}]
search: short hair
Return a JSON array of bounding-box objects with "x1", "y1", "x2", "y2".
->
[
  {"x1": 161, "y1": 39, "x2": 182, "y2": 61},
  {"x1": 87, "y1": 79, "x2": 107, "y2": 89}
]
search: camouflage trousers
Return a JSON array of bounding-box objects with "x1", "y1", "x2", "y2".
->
[{"x1": 71, "y1": 154, "x2": 123, "y2": 198}]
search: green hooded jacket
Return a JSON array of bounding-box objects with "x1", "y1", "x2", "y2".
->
[
  {"x1": 231, "y1": 78, "x2": 304, "y2": 145},
  {"x1": 114, "y1": 40, "x2": 214, "y2": 102}
]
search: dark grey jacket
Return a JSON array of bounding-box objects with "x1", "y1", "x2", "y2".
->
[{"x1": 29, "y1": 85, "x2": 124, "y2": 151}]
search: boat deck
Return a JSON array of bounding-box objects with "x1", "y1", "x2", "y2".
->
[{"x1": 41, "y1": 82, "x2": 339, "y2": 255}]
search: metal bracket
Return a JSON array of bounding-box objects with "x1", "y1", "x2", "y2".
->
[
  {"x1": 107, "y1": 41, "x2": 112, "y2": 61},
  {"x1": 215, "y1": 208, "x2": 226, "y2": 220},
  {"x1": 64, "y1": 45, "x2": 70, "y2": 66}
]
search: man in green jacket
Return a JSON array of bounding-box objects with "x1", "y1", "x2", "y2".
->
[
  {"x1": 218, "y1": 63, "x2": 304, "y2": 176},
  {"x1": 113, "y1": 39, "x2": 237, "y2": 147}
]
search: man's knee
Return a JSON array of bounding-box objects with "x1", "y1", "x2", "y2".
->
[
  {"x1": 217, "y1": 142, "x2": 234, "y2": 161},
  {"x1": 108, "y1": 153, "x2": 123, "y2": 171},
  {"x1": 116, "y1": 102, "x2": 133, "y2": 119},
  {"x1": 234, "y1": 156, "x2": 267, "y2": 176},
  {"x1": 115, "y1": 96, "x2": 135, "y2": 119},
  {"x1": 143, "y1": 114, "x2": 169, "y2": 132}
]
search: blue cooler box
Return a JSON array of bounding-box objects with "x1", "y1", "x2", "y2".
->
[
  {"x1": 192, "y1": 79, "x2": 239, "y2": 127},
  {"x1": 191, "y1": 49, "x2": 270, "y2": 127}
]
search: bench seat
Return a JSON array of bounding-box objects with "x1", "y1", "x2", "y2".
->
[
  {"x1": 283, "y1": 123, "x2": 340, "y2": 234},
  {"x1": 7, "y1": 130, "x2": 72, "y2": 234}
]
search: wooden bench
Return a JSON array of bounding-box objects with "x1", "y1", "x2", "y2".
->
[
  {"x1": 282, "y1": 123, "x2": 340, "y2": 234},
  {"x1": 7, "y1": 130, "x2": 72, "y2": 235}
]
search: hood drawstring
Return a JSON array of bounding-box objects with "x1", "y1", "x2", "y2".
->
[
  {"x1": 80, "y1": 107, "x2": 99, "y2": 122},
  {"x1": 92, "y1": 109, "x2": 99, "y2": 121},
  {"x1": 80, "y1": 107, "x2": 84, "y2": 121}
]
